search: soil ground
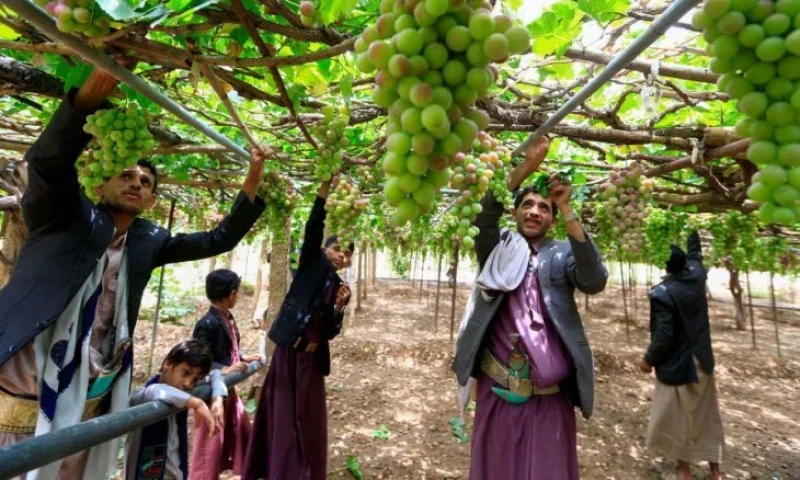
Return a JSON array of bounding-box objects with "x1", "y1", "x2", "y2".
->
[{"x1": 129, "y1": 275, "x2": 800, "y2": 480}]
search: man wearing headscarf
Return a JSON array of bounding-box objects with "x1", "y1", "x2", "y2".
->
[{"x1": 640, "y1": 231, "x2": 724, "y2": 480}]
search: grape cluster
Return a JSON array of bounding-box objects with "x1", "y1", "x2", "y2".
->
[
  {"x1": 257, "y1": 171, "x2": 301, "y2": 241},
  {"x1": 447, "y1": 151, "x2": 491, "y2": 249},
  {"x1": 80, "y1": 103, "x2": 155, "y2": 191},
  {"x1": 359, "y1": 0, "x2": 531, "y2": 225},
  {"x1": 473, "y1": 130, "x2": 513, "y2": 208},
  {"x1": 695, "y1": 0, "x2": 800, "y2": 225},
  {"x1": 37, "y1": 0, "x2": 110, "y2": 37},
  {"x1": 312, "y1": 105, "x2": 350, "y2": 182},
  {"x1": 597, "y1": 162, "x2": 653, "y2": 258},
  {"x1": 325, "y1": 178, "x2": 369, "y2": 246}
]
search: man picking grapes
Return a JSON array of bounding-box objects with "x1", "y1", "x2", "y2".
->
[
  {"x1": 243, "y1": 179, "x2": 352, "y2": 480},
  {"x1": 639, "y1": 233, "x2": 724, "y2": 480},
  {"x1": 453, "y1": 136, "x2": 608, "y2": 479},
  {"x1": 0, "y1": 63, "x2": 270, "y2": 479}
]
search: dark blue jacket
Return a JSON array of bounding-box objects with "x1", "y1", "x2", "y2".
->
[
  {"x1": 646, "y1": 231, "x2": 715, "y2": 385},
  {"x1": 268, "y1": 196, "x2": 344, "y2": 376},
  {"x1": 0, "y1": 90, "x2": 265, "y2": 367}
]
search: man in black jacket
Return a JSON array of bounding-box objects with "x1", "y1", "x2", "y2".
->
[
  {"x1": 0, "y1": 64, "x2": 268, "y2": 479},
  {"x1": 640, "y1": 231, "x2": 724, "y2": 480},
  {"x1": 243, "y1": 180, "x2": 352, "y2": 480}
]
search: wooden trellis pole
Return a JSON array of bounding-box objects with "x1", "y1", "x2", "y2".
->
[
  {"x1": 434, "y1": 253, "x2": 443, "y2": 332},
  {"x1": 746, "y1": 269, "x2": 757, "y2": 349},
  {"x1": 146, "y1": 198, "x2": 176, "y2": 376},
  {"x1": 619, "y1": 260, "x2": 630, "y2": 343},
  {"x1": 770, "y1": 271, "x2": 781, "y2": 358},
  {"x1": 450, "y1": 247, "x2": 460, "y2": 342}
]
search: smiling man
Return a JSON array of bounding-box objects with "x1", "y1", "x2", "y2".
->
[
  {"x1": 453, "y1": 137, "x2": 608, "y2": 479},
  {"x1": 0, "y1": 64, "x2": 269, "y2": 480}
]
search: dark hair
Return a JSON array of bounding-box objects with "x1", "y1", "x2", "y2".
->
[
  {"x1": 513, "y1": 184, "x2": 558, "y2": 214},
  {"x1": 137, "y1": 159, "x2": 158, "y2": 194},
  {"x1": 324, "y1": 235, "x2": 355, "y2": 253},
  {"x1": 163, "y1": 339, "x2": 212, "y2": 376},
  {"x1": 666, "y1": 245, "x2": 687, "y2": 274},
  {"x1": 205, "y1": 269, "x2": 241, "y2": 301}
]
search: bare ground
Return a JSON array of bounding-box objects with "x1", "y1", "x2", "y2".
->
[{"x1": 130, "y1": 279, "x2": 800, "y2": 480}]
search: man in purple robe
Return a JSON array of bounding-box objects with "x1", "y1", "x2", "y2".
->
[
  {"x1": 453, "y1": 137, "x2": 608, "y2": 479},
  {"x1": 242, "y1": 179, "x2": 352, "y2": 480}
]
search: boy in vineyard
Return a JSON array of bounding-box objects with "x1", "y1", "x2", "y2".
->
[
  {"x1": 124, "y1": 339, "x2": 226, "y2": 480},
  {"x1": 453, "y1": 136, "x2": 608, "y2": 479},
  {"x1": 639, "y1": 233, "x2": 724, "y2": 480},
  {"x1": 0, "y1": 62, "x2": 270, "y2": 479},
  {"x1": 190, "y1": 269, "x2": 264, "y2": 480},
  {"x1": 242, "y1": 180, "x2": 352, "y2": 480}
]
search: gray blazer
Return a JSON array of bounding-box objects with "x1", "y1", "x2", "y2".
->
[{"x1": 452, "y1": 193, "x2": 608, "y2": 419}]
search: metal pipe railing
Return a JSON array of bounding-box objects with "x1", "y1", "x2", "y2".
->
[
  {"x1": 511, "y1": 0, "x2": 701, "y2": 158},
  {"x1": 0, "y1": 361, "x2": 265, "y2": 479},
  {"x1": 3, "y1": 0, "x2": 251, "y2": 164}
]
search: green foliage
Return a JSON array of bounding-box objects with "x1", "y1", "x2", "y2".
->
[
  {"x1": 448, "y1": 417, "x2": 469, "y2": 444},
  {"x1": 142, "y1": 267, "x2": 199, "y2": 323},
  {"x1": 371, "y1": 424, "x2": 391, "y2": 439},
  {"x1": 527, "y1": 1, "x2": 584, "y2": 57},
  {"x1": 345, "y1": 456, "x2": 363, "y2": 479},
  {"x1": 575, "y1": 0, "x2": 630, "y2": 25},
  {"x1": 390, "y1": 252, "x2": 411, "y2": 277}
]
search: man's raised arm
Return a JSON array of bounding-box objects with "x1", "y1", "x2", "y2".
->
[{"x1": 22, "y1": 67, "x2": 123, "y2": 234}]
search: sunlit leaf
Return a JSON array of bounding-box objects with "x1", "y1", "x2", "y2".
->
[{"x1": 527, "y1": 2, "x2": 584, "y2": 57}]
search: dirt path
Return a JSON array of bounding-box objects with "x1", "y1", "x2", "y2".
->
[{"x1": 131, "y1": 279, "x2": 800, "y2": 480}]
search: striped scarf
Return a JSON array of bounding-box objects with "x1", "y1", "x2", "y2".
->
[{"x1": 30, "y1": 251, "x2": 132, "y2": 479}]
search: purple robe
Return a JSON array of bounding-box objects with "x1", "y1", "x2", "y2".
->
[
  {"x1": 242, "y1": 283, "x2": 335, "y2": 480},
  {"x1": 470, "y1": 254, "x2": 579, "y2": 480}
]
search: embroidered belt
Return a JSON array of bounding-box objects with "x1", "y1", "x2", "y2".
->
[
  {"x1": 0, "y1": 388, "x2": 109, "y2": 434},
  {"x1": 480, "y1": 349, "x2": 560, "y2": 403}
]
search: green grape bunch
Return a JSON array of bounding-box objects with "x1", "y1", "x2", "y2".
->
[
  {"x1": 257, "y1": 170, "x2": 301, "y2": 241},
  {"x1": 325, "y1": 178, "x2": 369, "y2": 246},
  {"x1": 473, "y1": 130, "x2": 513, "y2": 208},
  {"x1": 447, "y1": 150, "x2": 497, "y2": 249},
  {"x1": 596, "y1": 161, "x2": 653, "y2": 259},
  {"x1": 312, "y1": 105, "x2": 350, "y2": 182},
  {"x1": 362, "y1": 0, "x2": 532, "y2": 225},
  {"x1": 696, "y1": 0, "x2": 800, "y2": 225},
  {"x1": 80, "y1": 102, "x2": 156, "y2": 192},
  {"x1": 39, "y1": 0, "x2": 110, "y2": 37}
]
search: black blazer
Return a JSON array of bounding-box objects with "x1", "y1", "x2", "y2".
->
[
  {"x1": 268, "y1": 195, "x2": 344, "y2": 375},
  {"x1": 645, "y1": 231, "x2": 715, "y2": 385},
  {"x1": 193, "y1": 307, "x2": 240, "y2": 369},
  {"x1": 0, "y1": 90, "x2": 265, "y2": 367}
]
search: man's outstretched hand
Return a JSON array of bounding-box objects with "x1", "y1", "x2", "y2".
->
[
  {"x1": 243, "y1": 145, "x2": 274, "y2": 202},
  {"x1": 507, "y1": 136, "x2": 550, "y2": 191}
]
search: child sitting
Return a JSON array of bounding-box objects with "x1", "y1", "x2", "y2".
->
[{"x1": 124, "y1": 339, "x2": 227, "y2": 480}]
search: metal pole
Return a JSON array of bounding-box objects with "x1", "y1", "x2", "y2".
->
[
  {"x1": 3, "y1": 0, "x2": 251, "y2": 164},
  {"x1": 0, "y1": 361, "x2": 264, "y2": 479},
  {"x1": 146, "y1": 197, "x2": 177, "y2": 376},
  {"x1": 510, "y1": 0, "x2": 701, "y2": 157}
]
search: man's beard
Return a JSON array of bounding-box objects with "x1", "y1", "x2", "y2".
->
[{"x1": 101, "y1": 197, "x2": 143, "y2": 216}]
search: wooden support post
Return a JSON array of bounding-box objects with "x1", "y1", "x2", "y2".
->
[
  {"x1": 355, "y1": 243, "x2": 363, "y2": 313},
  {"x1": 450, "y1": 248, "x2": 460, "y2": 342},
  {"x1": 147, "y1": 198, "x2": 176, "y2": 376},
  {"x1": 435, "y1": 253, "x2": 443, "y2": 332},
  {"x1": 620, "y1": 260, "x2": 630, "y2": 343},
  {"x1": 771, "y1": 271, "x2": 781, "y2": 358},
  {"x1": 746, "y1": 269, "x2": 756, "y2": 349},
  {"x1": 362, "y1": 242, "x2": 368, "y2": 301}
]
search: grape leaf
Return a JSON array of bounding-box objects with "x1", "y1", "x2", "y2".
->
[
  {"x1": 576, "y1": 0, "x2": 629, "y2": 25},
  {"x1": 527, "y1": 2, "x2": 584, "y2": 57},
  {"x1": 345, "y1": 456, "x2": 363, "y2": 479},
  {"x1": 319, "y1": 0, "x2": 358, "y2": 25}
]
